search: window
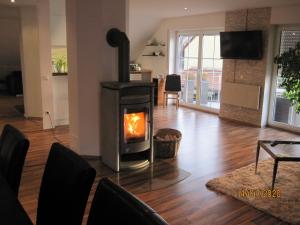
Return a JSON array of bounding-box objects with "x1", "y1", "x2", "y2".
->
[{"x1": 176, "y1": 32, "x2": 223, "y2": 111}]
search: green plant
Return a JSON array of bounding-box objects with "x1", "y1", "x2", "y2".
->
[
  {"x1": 53, "y1": 55, "x2": 67, "y2": 73},
  {"x1": 274, "y1": 42, "x2": 300, "y2": 112}
]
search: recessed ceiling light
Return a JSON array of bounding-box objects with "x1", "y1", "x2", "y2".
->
[
  {"x1": 10, "y1": 0, "x2": 15, "y2": 3},
  {"x1": 184, "y1": 7, "x2": 188, "y2": 10}
]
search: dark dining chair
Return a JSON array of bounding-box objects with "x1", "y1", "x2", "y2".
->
[
  {"x1": 164, "y1": 74, "x2": 181, "y2": 109},
  {"x1": 0, "y1": 124, "x2": 29, "y2": 195},
  {"x1": 36, "y1": 143, "x2": 96, "y2": 225},
  {"x1": 87, "y1": 178, "x2": 169, "y2": 225}
]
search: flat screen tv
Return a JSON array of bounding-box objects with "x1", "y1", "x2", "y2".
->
[{"x1": 220, "y1": 30, "x2": 263, "y2": 60}]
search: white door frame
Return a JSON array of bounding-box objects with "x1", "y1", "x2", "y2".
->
[
  {"x1": 268, "y1": 25, "x2": 300, "y2": 132},
  {"x1": 175, "y1": 30, "x2": 223, "y2": 114}
]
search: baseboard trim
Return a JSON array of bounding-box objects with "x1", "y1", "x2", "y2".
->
[
  {"x1": 219, "y1": 116, "x2": 261, "y2": 128},
  {"x1": 179, "y1": 103, "x2": 219, "y2": 115}
]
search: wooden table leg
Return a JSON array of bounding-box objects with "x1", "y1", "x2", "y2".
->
[
  {"x1": 272, "y1": 159, "x2": 279, "y2": 190},
  {"x1": 255, "y1": 141, "x2": 260, "y2": 174}
]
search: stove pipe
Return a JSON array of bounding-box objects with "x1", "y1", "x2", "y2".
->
[{"x1": 106, "y1": 28, "x2": 130, "y2": 82}]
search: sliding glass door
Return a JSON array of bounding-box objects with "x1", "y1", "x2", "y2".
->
[
  {"x1": 176, "y1": 32, "x2": 223, "y2": 112},
  {"x1": 269, "y1": 27, "x2": 300, "y2": 130}
]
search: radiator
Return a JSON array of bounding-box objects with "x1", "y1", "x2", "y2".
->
[{"x1": 221, "y1": 82, "x2": 261, "y2": 110}]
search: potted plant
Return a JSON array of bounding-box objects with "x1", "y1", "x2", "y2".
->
[
  {"x1": 274, "y1": 42, "x2": 300, "y2": 112},
  {"x1": 53, "y1": 55, "x2": 67, "y2": 73}
]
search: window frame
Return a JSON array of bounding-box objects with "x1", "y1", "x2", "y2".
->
[
  {"x1": 175, "y1": 29, "x2": 223, "y2": 113},
  {"x1": 268, "y1": 25, "x2": 300, "y2": 132}
]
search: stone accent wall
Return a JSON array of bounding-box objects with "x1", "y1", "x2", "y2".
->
[{"x1": 219, "y1": 8, "x2": 271, "y2": 127}]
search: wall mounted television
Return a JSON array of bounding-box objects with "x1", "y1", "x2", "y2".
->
[{"x1": 220, "y1": 30, "x2": 263, "y2": 60}]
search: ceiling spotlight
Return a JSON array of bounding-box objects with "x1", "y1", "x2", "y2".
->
[
  {"x1": 10, "y1": 0, "x2": 15, "y2": 3},
  {"x1": 184, "y1": 7, "x2": 188, "y2": 10}
]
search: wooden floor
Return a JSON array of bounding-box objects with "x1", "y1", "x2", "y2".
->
[{"x1": 1, "y1": 106, "x2": 298, "y2": 225}]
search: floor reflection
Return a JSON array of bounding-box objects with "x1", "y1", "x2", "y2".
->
[{"x1": 88, "y1": 159, "x2": 191, "y2": 194}]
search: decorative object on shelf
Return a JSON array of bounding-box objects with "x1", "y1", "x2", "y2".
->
[
  {"x1": 52, "y1": 47, "x2": 68, "y2": 73},
  {"x1": 130, "y1": 63, "x2": 141, "y2": 71},
  {"x1": 143, "y1": 38, "x2": 166, "y2": 56},
  {"x1": 142, "y1": 51, "x2": 165, "y2": 57},
  {"x1": 159, "y1": 41, "x2": 166, "y2": 46},
  {"x1": 274, "y1": 42, "x2": 300, "y2": 112},
  {"x1": 53, "y1": 55, "x2": 67, "y2": 73}
]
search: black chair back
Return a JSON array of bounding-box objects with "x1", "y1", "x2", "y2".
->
[
  {"x1": 87, "y1": 178, "x2": 169, "y2": 225},
  {"x1": 0, "y1": 124, "x2": 29, "y2": 195},
  {"x1": 165, "y1": 74, "x2": 181, "y2": 92},
  {"x1": 36, "y1": 143, "x2": 96, "y2": 225}
]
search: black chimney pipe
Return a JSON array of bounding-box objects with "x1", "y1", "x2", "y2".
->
[{"x1": 106, "y1": 28, "x2": 130, "y2": 83}]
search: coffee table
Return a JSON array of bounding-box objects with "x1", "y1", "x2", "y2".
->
[{"x1": 255, "y1": 140, "x2": 300, "y2": 189}]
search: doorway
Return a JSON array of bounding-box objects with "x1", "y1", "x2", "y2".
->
[
  {"x1": 176, "y1": 31, "x2": 223, "y2": 112},
  {"x1": 0, "y1": 5, "x2": 24, "y2": 119}
]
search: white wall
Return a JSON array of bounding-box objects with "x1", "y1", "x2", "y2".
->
[
  {"x1": 53, "y1": 75, "x2": 69, "y2": 125},
  {"x1": 271, "y1": 4, "x2": 300, "y2": 25},
  {"x1": 19, "y1": 1, "x2": 55, "y2": 128},
  {"x1": 20, "y1": 6, "x2": 43, "y2": 118},
  {"x1": 0, "y1": 6, "x2": 21, "y2": 81},
  {"x1": 136, "y1": 12, "x2": 225, "y2": 77},
  {"x1": 50, "y1": 0, "x2": 66, "y2": 46},
  {"x1": 50, "y1": 0, "x2": 69, "y2": 126},
  {"x1": 37, "y1": 0, "x2": 55, "y2": 129},
  {"x1": 66, "y1": 0, "x2": 128, "y2": 156}
]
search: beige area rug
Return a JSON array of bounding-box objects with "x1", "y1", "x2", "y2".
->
[{"x1": 206, "y1": 160, "x2": 300, "y2": 224}]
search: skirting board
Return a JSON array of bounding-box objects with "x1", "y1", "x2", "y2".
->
[{"x1": 221, "y1": 82, "x2": 261, "y2": 110}]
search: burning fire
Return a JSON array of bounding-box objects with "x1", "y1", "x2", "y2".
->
[{"x1": 124, "y1": 112, "x2": 146, "y2": 141}]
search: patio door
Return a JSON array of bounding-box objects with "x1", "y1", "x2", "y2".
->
[
  {"x1": 268, "y1": 27, "x2": 300, "y2": 131},
  {"x1": 176, "y1": 31, "x2": 223, "y2": 112}
]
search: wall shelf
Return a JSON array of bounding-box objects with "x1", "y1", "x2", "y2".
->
[
  {"x1": 142, "y1": 54, "x2": 165, "y2": 57},
  {"x1": 145, "y1": 44, "x2": 166, "y2": 47}
]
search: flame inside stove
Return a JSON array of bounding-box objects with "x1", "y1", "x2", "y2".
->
[{"x1": 124, "y1": 112, "x2": 146, "y2": 141}]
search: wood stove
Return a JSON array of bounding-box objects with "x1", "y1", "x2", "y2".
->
[{"x1": 100, "y1": 29, "x2": 154, "y2": 172}]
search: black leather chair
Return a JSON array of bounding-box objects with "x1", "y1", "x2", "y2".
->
[
  {"x1": 36, "y1": 143, "x2": 96, "y2": 225},
  {"x1": 0, "y1": 124, "x2": 29, "y2": 195},
  {"x1": 87, "y1": 178, "x2": 169, "y2": 225},
  {"x1": 164, "y1": 74, "x2": 181, "y2": 109}
]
